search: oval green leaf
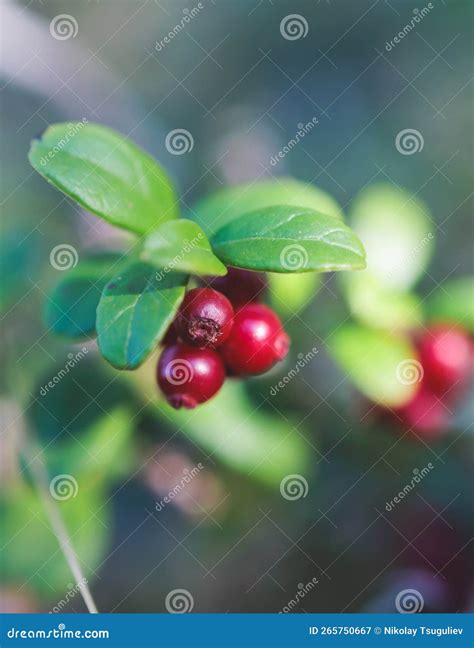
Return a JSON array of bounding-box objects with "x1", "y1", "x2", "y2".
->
[
  {"x1": 427, "y1": 275, "x2": 474, "y2": 332},
  {"x1": 350, "y1": 183, "x2": 434, "y2": 292},
  {"x1": 328, "y1": 324, "x2": 420, "y2": 407},
  {"x1": 189, "y1": 177, "x2": 343, "y2": 237},
  {"x1": 29, "y1": 122, "x2": 179, "y2": 235},
  {"x1": 211, "y1": 206, "x2": 366, "y2": 273},
  {"x1": 96, "y1": 262, "x2": 187, "y2": 369},
  {"x1": 46, "y1": 252, "x2": 129, "y2": 338},
  {"x1": 141, "y1": 219, "x2": 227, "y2": 277}
]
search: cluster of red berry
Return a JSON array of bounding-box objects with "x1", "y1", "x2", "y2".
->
[
  {"x1": 395, "y1": 325, "x2": 472, "y2": 436},
  {"x1": 157, "y1": 269, "x2": 290, "y2": 409}
]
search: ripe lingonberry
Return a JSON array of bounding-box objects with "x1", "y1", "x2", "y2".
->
[
  {"x1": 220, "y1": 304, "x2": 289, "y2": 375},
  {"x1": 157, "y1": 343, "x2": 225, "y2": 409},
  {"x1": 397, "y1": 386, "x2": 448, "y2": 438},
  {"x1": 162, "y1": 321, "x2": 178, "y2": 346},
  {"x1": 417, "y1": 325, "x2": 471, "y2": 395},
  {"x1": 208, "y1": 267, "x2": 266, "y2": 308},
  {"x1": 176, "y1": 287, "x2": 234, "y2": 348}
]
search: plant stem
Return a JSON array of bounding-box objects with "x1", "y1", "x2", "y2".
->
[{"x1": 22, "y1": 442, "x2": 99, "y2": 614}]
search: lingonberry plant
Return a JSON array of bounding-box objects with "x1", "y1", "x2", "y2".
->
[{"x1": 29, "y1": 122, "x2": 367, "y2": 409}]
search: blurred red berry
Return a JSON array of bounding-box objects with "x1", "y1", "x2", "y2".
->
[
  {"x1": 157, "y1": 343, "x2": 225, "y2": 409},
  {"x1": 162, "y1": 321, "x2": 178, "y2": 346},
  {"x1": 176, "y1": 287, "x2": 234, "y2": 348},
  {"x1": 418, "y1": 325, "x2": 471, "y2": 395},
  {"x1": 207, "y1": 267, "x2": 266, "y2": 308},
  {"x1": 220, "y1": 304, "x2": 289, "y2": 375},
  {"x1": 397, "y1": 386, "x2": 449, "y2": 438}
]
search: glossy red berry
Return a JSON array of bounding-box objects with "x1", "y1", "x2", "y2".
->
[
  {"x1": 157, "y1": 343, "x2": 225, "y2": 409},
  {"x1": 207, "y1": 268, "x2": 266, "y2": 308},
  {"x1": 220, "y1": 304, "x2": 289, "y2": 375},
  {"x1": 397, "y1": 386, "x2": 449, "y2": 438},
  {"x1": 418, "y1": 325, "x2": 471, "y2": 395},
  {"x1": 176, "y1": 288, "x2": 234, "y2": 348}
]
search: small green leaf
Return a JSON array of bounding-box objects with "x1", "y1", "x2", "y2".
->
[
  {"x1": 46, "y1": 252, "x2": 129, "y2": 338},
  {"x1": 211, "y1": 206, "x2": 366, "y2": 273},
  {"x1": 29, "y1": 122, "x2": 179, "y2": 235},
  {"x1": 269, "y1": 272, "x2": 321, "y2": 315},
  {"x1": 189, "y1": 177, "x2": 343, "y2": 237},
  {"x1": 350, "y1": 183, "x2": 434, "y2": 291},
  {"x1": 328, "y1": 324, "x2": 420, "y2": 407},
  {"x1": 141, "y1": 219, "x2": 227, "y2": 277},
  {"x1": 96, "y1": 262, "x2": 187, "y2": 369},
  {"x1": 342, "y1": 273, "x2": 424, "y2": 332},
  {"x1": 427, "y1": 275, "x2": 474, "y2": 332}
]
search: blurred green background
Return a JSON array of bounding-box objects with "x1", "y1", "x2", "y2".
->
[{"x1": 1, "y1": 0, "x2": 473, "y2": 614}]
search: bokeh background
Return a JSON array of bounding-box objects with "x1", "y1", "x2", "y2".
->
[{"x1": 1, "y1": 0, "x2": 473, "y2": 614}]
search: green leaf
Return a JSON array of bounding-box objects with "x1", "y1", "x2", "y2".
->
[
  {"x1": 29, "y1": 122, "x2": 179, "y2": 235},
  {"x1": 328, "y1": 324, "x2": 420, "y2": 407},
  {"x1": 350, "y1": 183, "x2": 434, "y2": 291},
  {"x1": 189, "y1": 177, "x2": 343, "y2": 236},
  {"x1": 269, "y1": 272, "x2": 321, "y2": 315},
  {"x1": 342, "y1": 273, "x2": 424, "y2": 332},
  {"x1": 427, "y1": 275, "x2": 474, "y2": 332},
  {"x1": 141, "y1": 219, "x2": 227, "y2": 277},
  {"x1": 211, "y1": 206, "x2": 366, "y2": 273},
  {"x1": 46, "y1": 252, "x2": 129, "y2": 337},
  {"x1": 96, "y1": 262, "x2": 187, "y2": 369}
]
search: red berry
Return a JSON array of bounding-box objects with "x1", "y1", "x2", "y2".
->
[
  {"x1": 418, "y1": 325, "x2": 471, "y2": 395},
  {"x1": 397, "y1": 386, "x2": 449, "y2": 438},
  {"x1": 207, "y1": 268, "x2": 266, "y2": 308},
  {"x1": 176, "y1": 288, "x2": 234, "y2": 348},
  {"x1": 220, "y1": 304, "x2": 289, "y2": 375},
  {"x1": 157, "y1": 343, "x2": 225, "y2": 409}
]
